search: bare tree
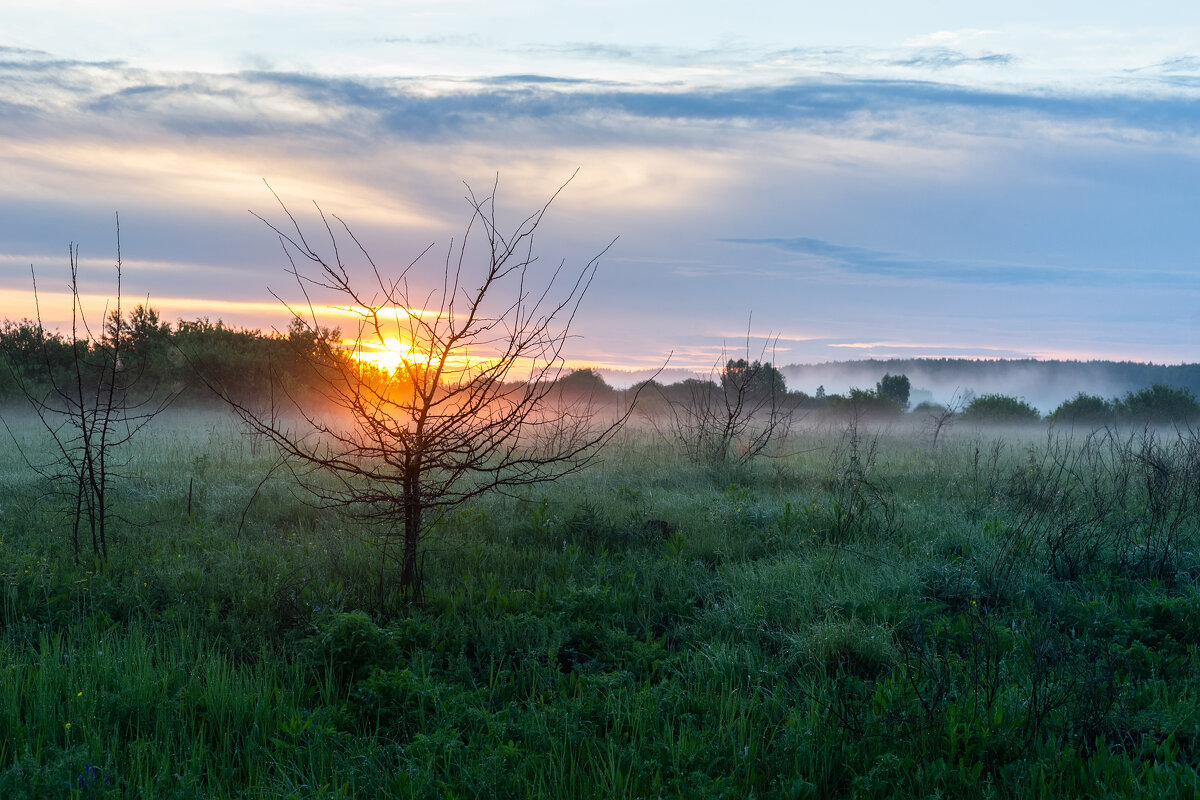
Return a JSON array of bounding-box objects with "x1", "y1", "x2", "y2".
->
[
  {"x1": 657, "y1": 323, "x2": 793, "y2": 466},
  {"x1": 222, "y1": 176, "x2": 639, "y2": 603},
  {"x1": 922, "y1": 388, "x2": 968, "y2": 455},
  {"x1": 1, "y1": 218, "x2": 175, "y2": 563}
]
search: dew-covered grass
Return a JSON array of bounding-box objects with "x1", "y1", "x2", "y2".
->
[{"x1": 1, "y1": 407, "x2": 1199, "y2": 798}]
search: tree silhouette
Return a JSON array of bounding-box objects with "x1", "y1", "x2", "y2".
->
[
  {"x1": 659, "y1": 334, "x2": 792, "y2": 466},
  {"x1": 2, "y1": 222, "x2": 176, "y2": 562},
  {"x1": 220, "y1": 177, "x2": 637, "y2": 603},
  {"x1": 876, "y1": 373, "x2": 911, "y2": 411}
]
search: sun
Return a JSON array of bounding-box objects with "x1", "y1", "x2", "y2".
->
[
  {"x1": 351, "y1": 337, "x2": 429, "y2": 374},
  {"x1": 350, "y1": 334, "x2": 501, "y2": 378}
]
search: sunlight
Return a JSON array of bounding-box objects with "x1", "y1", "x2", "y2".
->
[
  {"x1": 351, "y1": 337, "x2": 431, "y2": 374},
  {"x1": 348, "y1": 334, "x2": 517, "y2": 382}
]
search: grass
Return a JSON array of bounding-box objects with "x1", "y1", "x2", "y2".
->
[{"x1": 1, "y1": 408, "x2": 1200, "y2": 797}]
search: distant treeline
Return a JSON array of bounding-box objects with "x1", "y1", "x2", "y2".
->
[
  {"x1": 559, "y1": 365, "x2": 1200, "y2": 426},
  {"x1": 778, "y1": 358, "x2": 1200, "y2": 412},
  {"x1": 3, "y1": 310, "x2": 1199, "y2": 426},
  {"x1": 0, "y1": 309, "x2": 331, "y2": 407}
]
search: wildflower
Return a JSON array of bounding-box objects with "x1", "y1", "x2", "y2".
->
[
  {"x1": 78, "y1": 763, "x2": 100, "y2": 792},
  {"x1": 64, "y1": 723, "x2": 71, "y2": 730}
]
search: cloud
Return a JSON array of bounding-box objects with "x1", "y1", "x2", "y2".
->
[
  {"x1": 721, "y1": 236, "x2": 1189, "y2": 288},
  {"x1": 481, "y1": 74, "x2": 596, "y2": 86},
  {"x1": 1130, "y1": 55, "x2": 1200, "y2": 74},
  {"x1": 889, "y1": 48, "x2": 1015, "y2": 70},
  {"x1": 529, "y1": 40, "x2": 1017, "y2": 75},
  {"x1": 232, "y1": 71, "x2": 1200, "y2": 146},
  {"x1": 1123, "y1": 55, "x2": 1200, "y2": 89},
  {"x1": 525, "y1": 40, "x2": 763, "y2": 69},
  {"x1": 827, "y1": 341, "x2": 1034, "y2": 358},
  {"x1": 377, "y1": 34, "x2": 485, "y2": 48},
  {"x1": 0, "y1": 285, "x2": 358, "y2": 333},
  {"x1": 532, "y1": 42, "x2": 646, "y2": 62},
  {"x1": 7, "y1": 44, "x2": 1200, "y2": 152},
  {"x1": 0, "y1": 45, "x2": 49, "y2": 57}
]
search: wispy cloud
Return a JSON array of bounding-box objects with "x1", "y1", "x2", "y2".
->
[
  {"x1": 827, "y1": 341, "x2": 1034, "y2": 358},
  {"x1": 721, "y1": 236, "x2": 1191, "y2": 288},
  {"x1": 0, "y1": 285, "x2": 292, "y2": 331},
  {"x1": 1124, "y1": 55, "x2": 1200, "y2": 88},
  {"x1": 523, "y1": 39, "x2": 1018, "y2": 77},
  {"x1": 888, "y1": 48, "x2": 1015, "y2": 70},
  {"x1": 0, "y1": 251, "x2": 248, "y2": 278},
  {"x1": 1128, "y1": 55, "x2": 1200, "y2": 74}
]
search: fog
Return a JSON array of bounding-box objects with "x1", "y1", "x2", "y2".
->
[{"x1": 600, "y1": 359, "x2": 1200, "y2": 415}]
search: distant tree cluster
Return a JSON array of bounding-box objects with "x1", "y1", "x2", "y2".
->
[
  {"x1": 942, "y1": 385, "x2": 1200, "y2": 427},
  {"x1": 0, "y1": 310, "x2": 337, "y2": 408},
  {"x1": 1051, "y1": 385, "x2": 1200, "y2": 427},
  {"x1": 781, "y1": 372, "x2": 910, "y2": 420},
  {"x1": 781, "y1": 358, "x2": 1200, "y2": 404}
]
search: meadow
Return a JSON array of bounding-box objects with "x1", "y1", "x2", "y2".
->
[{"x1": 1, "y1": 407, "x2": 1199, "y2": 799}]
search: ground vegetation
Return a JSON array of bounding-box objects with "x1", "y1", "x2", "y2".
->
[{"x1": 2, "y1": 409, "x2": 1199, "y2": 797}]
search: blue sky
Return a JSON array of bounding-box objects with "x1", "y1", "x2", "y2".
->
[{"x1": 3, "y1": 1, "x2": 1200, "y2": 380}]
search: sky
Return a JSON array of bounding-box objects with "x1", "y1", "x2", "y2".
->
[{"x1": 3, "y1": 1, "x2": 1200, "y2": 386}]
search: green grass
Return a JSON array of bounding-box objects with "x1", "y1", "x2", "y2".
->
[{"x1": 1, "y1": 408, "x2": 1199, "y2": 797}]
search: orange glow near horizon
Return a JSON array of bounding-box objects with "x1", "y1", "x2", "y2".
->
[
  {"x1": 348, "y1": 336, "x2": 509, "y2": 380},
  {"x1": 351, "y1": 337, "x2": 431, "y2": 374}
]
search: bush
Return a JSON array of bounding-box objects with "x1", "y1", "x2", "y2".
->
[
  {"x1": 305, "y1": 611, "x2": 397, "y2": 683},
  {"x1": 1051, "y1": 393, "x2": 1115, "y2": 427},
  {"x1": 824, "y1": 387, "x2": 903, "y2": 420},
  {"x1": 1118, "y1": 384, "x2": 1200, "y2": 426},
  {"x1": 961, "y1": 393, "x2": 1041, "y2": 425}
]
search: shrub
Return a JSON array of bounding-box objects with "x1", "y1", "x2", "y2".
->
[
  {"x1": 305, "y1": 611, "x2": 397, "y2": 683},
  {"x1": 824, "y1": 387, "x2": 903, "y2": 420},
  {"x1": 1117, "y1": 384, "x2": 1200, "y2": 426},
  {"x1": 1051, "y1": 393, "x2": 1115, "y2": 426},
  {"x1": 960, "y1": 393, "x2": 1041, "y2": 425},
  {"x1": 912, "y1": 400, "x2": 947, "y2": 416}
]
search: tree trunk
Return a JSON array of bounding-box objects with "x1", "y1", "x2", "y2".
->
[{"x1": 401, "y1": 473, "x2": 423, "y2": 604}]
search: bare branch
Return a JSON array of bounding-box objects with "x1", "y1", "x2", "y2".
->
[{"x1": 228, "y1": 176, "x2": 637, "y2": 603}]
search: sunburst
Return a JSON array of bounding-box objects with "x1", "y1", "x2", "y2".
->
[{"x1": 351, "y1": 337, "x2": 430, "y2": 374}]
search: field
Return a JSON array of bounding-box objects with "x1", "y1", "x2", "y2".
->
[{"x1": 2, "y1": 408, "x2": 1199, "y2": 798}]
